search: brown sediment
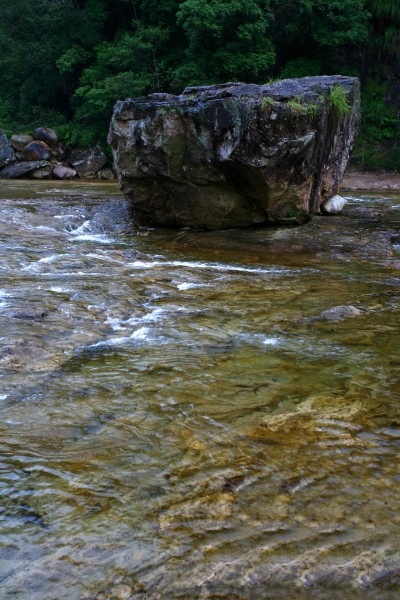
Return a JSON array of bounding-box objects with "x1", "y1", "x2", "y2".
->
[{"x1": 341, "y1": 170, "x2": 400, "y2": 190}]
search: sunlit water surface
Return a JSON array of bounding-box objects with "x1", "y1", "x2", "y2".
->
[{"x1": 0, "y1": 181, "x2": 399, "y2": 599}]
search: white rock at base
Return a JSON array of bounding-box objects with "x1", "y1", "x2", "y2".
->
[{"x1": 321, "y1": 194, "x2": 347, "y2": 215}]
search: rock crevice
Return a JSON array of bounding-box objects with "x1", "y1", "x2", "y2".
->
[{"x1": 108, "y1": 76, "x2": 360, "y2": 229}]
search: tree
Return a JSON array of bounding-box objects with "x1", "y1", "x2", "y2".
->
[
  {"x1": 270, "y1": 0, "x2": 369, "y2": 74},
  {"x1": 175, "y1": 0, "x2": 275, "y2": 87},
  {"x1": 0, "y1": 0, "x2": 103, "y2": 131}
]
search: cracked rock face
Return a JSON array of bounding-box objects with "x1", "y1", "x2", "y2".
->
[{"x1": 108, "y1": 76, "x2": 360, "y2": 229}]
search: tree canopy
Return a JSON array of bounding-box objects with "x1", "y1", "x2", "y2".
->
[{"x1": 0, "y1": 0, "x2": 398, "y2": 168}]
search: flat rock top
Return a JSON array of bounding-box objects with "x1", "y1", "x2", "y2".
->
[{"x1": 114, "y1": 76, "x2": 359, "y2": 112}]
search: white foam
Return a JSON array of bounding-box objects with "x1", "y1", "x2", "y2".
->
[
  {"x1": 105, "y1": 306, "x2": 166, "y2": 332},
  {"x1": 38, "y1": 254, "x2": 65, "y2": 264},
  {"x1": 23, "y1": 253, "x2": 74, "y2": 271},
  {"x1": 84, "y1": 326, "x2": 151, "y2": 349},
  {"x1": 30, "y1": 225, "x2": 58, "y2": 232},
  {"x1": 263, "y1": 337, "x2": 280, "y2": 346},
  {"x1": 49, "y1": 286, "x2": 70, "y2": 293},
  {"x1": 130, "y1": 326, "x2": 150, "y2": 340},
  {"x1": 128, "y1": 259, "x2": 290, "y2": 275},
  {"x1": 70, "y1": 219, "x2": 91, "y2": 234},
  {"x1": 72, "y1": 234, "x2": 114, "y2": 244},
  {"x1": 177, "y1": 282, "x2": 208, "y2": 290},
  {"x1": 141, "y1": 307, "x2": 165, "y2": 322}
]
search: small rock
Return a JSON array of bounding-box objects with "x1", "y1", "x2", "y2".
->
[
  {"x1": 0, "y1": 130, "x2": 16, "y2": 167},
  {"x1": 33, "y1": 126, "x2": 58, "y2": 146},
  {"x1": 52, "y1": 164, "x2": 77, "y2": 179},
  {"x1": 11, "y1": 134, "x2": 33, "y2": 152},
  {"x1": 0, "y1": 160, "x2": 50, "y2": 179},
  {"x1": 321, "y1": 194, "x2": 347, "y2": 215},
  {"x1": 23, "y1": 140, "x2": 51, "y2": 161},
  {"x1": 98, "y1": 168, "x2": 115, "y2": 180},
  {"x1": 31, "y1": 165, "x2": 53, "y2": 179}
]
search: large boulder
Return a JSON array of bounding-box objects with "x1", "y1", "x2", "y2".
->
[
  {"x1": 0, "y1": 131, "x2": 16, "y2": 168},
  {"x1": 108, "y1": 76, "x2": 360, "y2": 229}
]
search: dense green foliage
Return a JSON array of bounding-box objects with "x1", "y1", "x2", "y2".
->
[{"x1": 0, "y1": 0, "x2": 399, "y2": 168}]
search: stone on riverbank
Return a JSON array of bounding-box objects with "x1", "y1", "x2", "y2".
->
[
  {"x1": 52, "y1": 164, "x2": 77, "y2": 179},
  {"x1": 321, "y1": 194, "x2": 347, "y2": 214},
  {"x1": 22, "y1": 140, "x2": 51, "y2": 161},
  {"x1": 69, "y1": 146, "x2": 107, "y2": 178},
  {"x1": 0, "y1": 160, "x2": 50, "y2": 179},
  {"x1": 11, "y1": 134, "x2": 33, "y2": 152},
  {"x1": 33, "y1": 126, "x2": 58, "y2": 146},
  {"x1": 109, "y1": 76, "x2": 360, "y2": 229},
  {"x1": 1, "y1": 127, "x2": 111, "y2": 180},
  {"x1": 31, "y1": 165, "x2": 53, "y2": 179},
  {"x1": 0, "y1": 131, "x2": 16, "y2": 167}
]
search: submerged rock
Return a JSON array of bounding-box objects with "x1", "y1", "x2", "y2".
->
[
  {"x1": 318, "y1": 305, "x2": 363, "y2": 321},
  {"x1": 109, "y1": 76, "x2": 360, "y2": 229}
]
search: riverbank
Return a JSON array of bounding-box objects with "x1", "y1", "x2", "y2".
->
[{"x1": 341, "y1": 170, "x2": 400, "y2": 190}]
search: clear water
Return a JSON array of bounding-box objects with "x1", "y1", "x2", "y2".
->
[{"x1": 0, "y1": 181, "x2": 399, "y2": 599}]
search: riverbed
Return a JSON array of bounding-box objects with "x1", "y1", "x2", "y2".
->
[{"x1": 0, "y1": 181, "x2": 399, "y2": 599}]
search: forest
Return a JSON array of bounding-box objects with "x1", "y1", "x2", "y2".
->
[{"x1": 0, "y1": 0, "x2": 399, "y2": 169}]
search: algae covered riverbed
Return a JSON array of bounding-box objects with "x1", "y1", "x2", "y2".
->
[{"x1": 0, "y1": 181, "x2": 399, "y2": 599}]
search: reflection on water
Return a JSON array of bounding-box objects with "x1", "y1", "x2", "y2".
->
[{"x1": 0, "y1": 182, "x2": 399, "y2": 599}]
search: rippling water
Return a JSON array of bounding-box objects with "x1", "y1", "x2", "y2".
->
[{"x1": 0, "y1": 182, "x2": 399, "y2": 599}]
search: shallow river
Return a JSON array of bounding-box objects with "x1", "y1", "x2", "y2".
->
[{"x1": 0, "y1": 181, "x2": 399, "y2": 599}]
